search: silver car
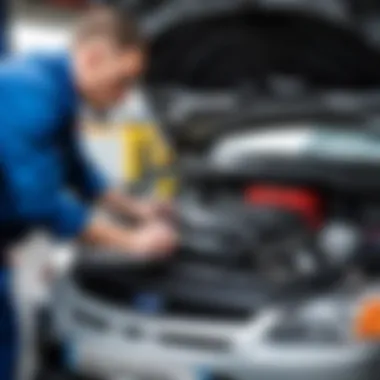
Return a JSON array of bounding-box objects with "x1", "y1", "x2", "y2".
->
[{"x1": 35, "y1": 124, "x2": 380, "y2": 380}]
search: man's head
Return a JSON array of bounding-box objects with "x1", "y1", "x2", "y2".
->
[{"x1": 73, "y1": 7, "x2": 146, "y2": 109}]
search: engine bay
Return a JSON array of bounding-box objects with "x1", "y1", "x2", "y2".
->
[{"x1": 71, "y1": 176, "x2": 380, "y2": 324}]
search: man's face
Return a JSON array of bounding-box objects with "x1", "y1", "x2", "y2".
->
[{"x1": 76, "y1": 38, "x2": 145, "y2": 109}]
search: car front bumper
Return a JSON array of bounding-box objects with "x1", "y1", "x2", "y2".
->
[{"x1": 41, "y1": 279, "x2": 380, "y2": 380}]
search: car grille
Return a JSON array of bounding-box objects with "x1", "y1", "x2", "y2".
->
[
  {"x1": 164, "y1": 297, "x2": 249, "y2": 321},
  {"x1": 159, "y1": 331, "x2": 231, "y2": 352},
  {"x1": 71, "y1": 262, "x2": 272, "y2": 322}
]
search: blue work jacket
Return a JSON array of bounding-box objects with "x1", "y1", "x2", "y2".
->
[{"x1": 0, "y1": 52, "x2": 108, "y2": 252}]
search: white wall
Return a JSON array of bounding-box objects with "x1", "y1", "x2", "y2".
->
[{"x1": 11, "y1": 18, "x2": 70, "y2": 52}]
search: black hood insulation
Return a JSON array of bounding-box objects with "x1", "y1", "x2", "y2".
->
[
  {"x1": 146, "y1": 11, "x2": 380, "y2": 90},
  {"x1": 107, "y1": 0, "x2": 380, "y2": 148}
]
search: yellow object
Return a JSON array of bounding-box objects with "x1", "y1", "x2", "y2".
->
[
  {"x1": 354, "y1": 297, "x2": 380, "y2": 340},
  {"x1": 121, "y1": 122, "x2": 176, "y2": 198},
  {"x1": 83, "y1": 117, "x2": 177, "y2": 198},
  {"x1": 121, "y1": 123, "x2": 148, "y2": 182}
]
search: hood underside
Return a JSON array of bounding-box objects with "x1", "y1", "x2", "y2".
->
[
  {"x1": 113, "y1": 1, "x2": 380, "y2": 148},
  {"x1": 146, "y1": 9, "x2": 380, "y2": 91}
]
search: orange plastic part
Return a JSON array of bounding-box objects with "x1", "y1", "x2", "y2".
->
[{"x1": 355, "y1": 297, "x2": 380, "y2": 341}]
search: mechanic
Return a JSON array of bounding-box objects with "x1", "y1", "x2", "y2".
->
[{"x1": 0, "y1": 6, "x2": 178, "y2": 380}]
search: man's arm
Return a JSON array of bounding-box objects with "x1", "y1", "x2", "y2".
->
[
  {"x1": 1, "y1": 153, "x2": 176, "y2": 256},
  {"x1": 81, "y1": 214, "x2": 177, "y2": 257},
  {"x1": 0, "y1": 53, "x2": 178, "y2": 259},
  {"x1": 98, "y1": 189, "x2": 161, "y2": 220},
  {"x1": 0, "y1": 124, "x2": 177, "y2": 255}
]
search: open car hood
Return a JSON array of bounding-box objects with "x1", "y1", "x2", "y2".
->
[
  {"x1": 115, "y1": 0, "x2": 380, "y2": 88},
  {"x1": 114, "y1": 0, "x2": 380, "y2": 146}
]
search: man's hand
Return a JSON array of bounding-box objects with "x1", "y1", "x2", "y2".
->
[
  {"x1": 130, "y1": 199, "x2": 175, "y2": 222},
  {"x1": 128, "y1": 221, "x2": 178, "y2": 259},
  {"x1": 81, "y1": 216, "x2": 179, "y2": 261},
  {"x1": 100, "y1": 189, "x2": 175, "y2": 222}
]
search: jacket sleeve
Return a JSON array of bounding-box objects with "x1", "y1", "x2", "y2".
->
[
  {"x1": 0, "y1": 135, "x2": 92, "y2": 238},
  {"x1": 0, "y1": 65, "x2": 93, "y2": 239}
]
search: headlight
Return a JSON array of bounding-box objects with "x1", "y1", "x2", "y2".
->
[
  {"x1": 267, "y1": 291, "x2": 380, "y2": 345},
  {"x1": 267, "y1": 297, "x2": 354, "y2": 345}
]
